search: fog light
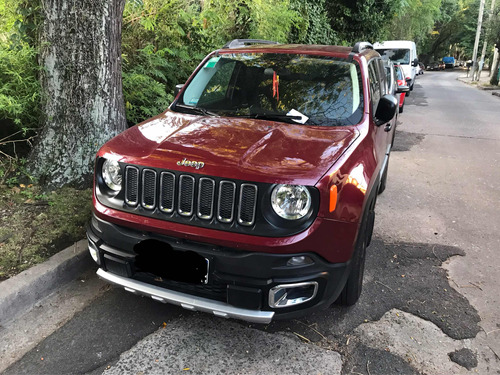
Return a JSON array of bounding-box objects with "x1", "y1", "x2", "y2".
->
[
  {"x1": 287, "y1": 256, "x2": 314, "y2": 267},
  {"x1": 88, "y1": 241, "x2": 99, "y2": 264},
  {"x1": 269, "y1": 281, "x2": 318, "y2": 308}
]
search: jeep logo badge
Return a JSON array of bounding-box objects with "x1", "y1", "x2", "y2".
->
[{"x1": 177, "y1": 158, "x2": 205, "y2": 170}]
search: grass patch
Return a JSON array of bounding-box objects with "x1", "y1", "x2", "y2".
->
[{"x1": 0, "y1": 184, "x2": 91, "y2": 280}]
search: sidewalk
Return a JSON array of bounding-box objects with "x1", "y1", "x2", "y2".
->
[
  {"x1": 0, "y1": 239, "x2": 92, "y2": 326},
  {"x1": 457, "y1": 69, "x2": 500, "y2": 97}
]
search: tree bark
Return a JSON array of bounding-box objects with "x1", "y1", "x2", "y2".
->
[
  {"x1": 491, "y1": 46, "x2": 499, "y2": 85},
  {"x1": 29, "y1": 0, "x2": 127, "y2": 188}
]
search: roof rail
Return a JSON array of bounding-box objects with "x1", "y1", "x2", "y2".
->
[
  {"x1": 222, "y1": 39, "x2": 279, "y2": 49},
  {"x1": 352, "y1": 42, "x2": 374, "y2": 53}
]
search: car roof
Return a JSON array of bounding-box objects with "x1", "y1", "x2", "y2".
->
[{"x1": 217, "y1": 42, "x2": 378, "y2": 60}]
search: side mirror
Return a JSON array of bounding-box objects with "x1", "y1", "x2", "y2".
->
[
  {"x1": 397, "y1": 85, "x2": 409, "y2": 93},
  {"x1": 375, "y1": 94, "x2": 398, "y2": 126},
  {"x1": 174, "y1": 83, "x2": 184, "y2": 98},
  {"x1": 412, "y1": 58, "x2": 419, "y2": 67}
]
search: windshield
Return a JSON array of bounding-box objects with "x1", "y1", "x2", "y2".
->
[
  {"x1": 376, "y1": 49, "x2": 410, "y2": 65},
  {"x1": 175, "y1": 53, "x2": 364, "y2": 126}
]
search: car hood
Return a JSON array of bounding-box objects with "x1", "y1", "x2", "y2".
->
[{"x1": 99, "y1": 110, "x2": 359, "y2": 186}]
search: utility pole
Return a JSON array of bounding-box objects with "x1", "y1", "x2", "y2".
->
[
  {"x1": 471, "y1": 0, "x2": 486, "y2": 81},
  {"x1": 477, "y1": 0, "x2": 497, "y2": 80}
]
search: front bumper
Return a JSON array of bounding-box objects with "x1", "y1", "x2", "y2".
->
[
  {"x1": 96, "y1": 268, "x2": 275, "y2": 323},
  {"x1": 87, "y1": 213, "x2": 351, "y2": 322}
]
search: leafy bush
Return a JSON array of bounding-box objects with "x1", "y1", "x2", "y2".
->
[
  {"x1": 0, "y1": 43, "x2": 40, "y2": 130},
  {"x1": 122, "y1": 46, "x2": 175, "y2": 126}
]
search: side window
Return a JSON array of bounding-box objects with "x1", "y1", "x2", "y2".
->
[
  {"x1": 368, "y1": 62, "x2": 381, "y2": 113},
  {"x1": 385, "y1": 67, "x2": 392, "y2": 93},
  {"x1": 377, "y1": 59, "x2": 388, "y2": 95}
]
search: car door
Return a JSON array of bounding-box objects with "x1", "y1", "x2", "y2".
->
[{"x1": 368, "y1": 59, "x2": 392, "y2": 169}]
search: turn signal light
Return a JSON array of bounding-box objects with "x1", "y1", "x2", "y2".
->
[{"x1": 329, "y1": 185, "x2": 338, "y2": 212}]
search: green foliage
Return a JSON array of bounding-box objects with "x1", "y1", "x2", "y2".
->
[
  {"x1": 325, "y1": 0, "x2": 402, "y2": 45},
  {"x1": 122, "y1": 0, "x2": 208, "y2": 125},
  {"x1": 387, "y1": 0, "x2": 442, "y2": 46},
  {"x1": 289, "y1": 0, "x2": 338, "y2": 45},
  {"x1": 486, "y1": 1, "x2": 500, "y2": 47},
  {"x1": 0, "y1": 156, "x2": 33, "y2": 186},
  {"x1": 0, "y1": 43, "x2": 40, "y2": 129},
  {"x1": 122, "y1": 46, "x2": 177, "y2": 125}
]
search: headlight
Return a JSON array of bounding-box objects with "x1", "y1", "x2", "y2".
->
[
  {"x1": 271, "y1": 184, "x2": 311, "y2": 220},
  {"x1": 102, "y1": 159, "x2": 122, "y2": 191}
]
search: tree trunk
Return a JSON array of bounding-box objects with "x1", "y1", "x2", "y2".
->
[
  {"x1": 29, "y1": 0, "x2": 127, "y2": 188},
  {"x1": 490, "y1": 46, "x2": 499, "y2": 85}
]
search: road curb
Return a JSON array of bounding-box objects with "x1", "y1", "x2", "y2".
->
[
  {"x1": 457, "y1": 76, "x2": 500, "y2": 91},
  {"x1": 0, "y1": 239, "x2": 91, "y2": 326}
]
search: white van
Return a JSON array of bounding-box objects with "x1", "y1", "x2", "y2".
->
[{"x1": 373, "y1": 40, "x2": 418, "y2": 94}]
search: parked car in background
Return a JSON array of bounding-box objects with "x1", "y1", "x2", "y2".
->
[
  {"x1": 442, "y1": 56, "x2": 455, "y2": 69},
  {"x1": 394, "y1": 63, "x2": 409, "y2": 113},
  {"x1": 374, "y1": 40, "x2": 418, "y2": 94},
  {"x1": 87, "y1": 40, "x2": 399, "y2": 323}
]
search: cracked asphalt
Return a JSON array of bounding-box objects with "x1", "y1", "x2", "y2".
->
[{"x1": 2, "y1": 71, "x2": 500, "y2": 375}]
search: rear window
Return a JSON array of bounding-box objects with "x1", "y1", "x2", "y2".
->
[{"x1": 177, "y1": 53, "x2": 364, "y2": 126}]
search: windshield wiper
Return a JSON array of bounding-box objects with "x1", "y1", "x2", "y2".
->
[
  {"x1": 240, "y1": 113, "x2": 304, "y2": 123},
  {"x1": 173, "y1": 103, "x2": 219, "y2": 117}
]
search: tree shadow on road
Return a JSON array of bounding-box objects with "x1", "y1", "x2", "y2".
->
[{"x1": 248, "y1": 238, "x2": 480, "y2": 374}]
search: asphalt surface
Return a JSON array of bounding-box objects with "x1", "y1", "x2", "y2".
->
[{"x1": 2, "y1": 70, "x2": 500, "y2": 375}]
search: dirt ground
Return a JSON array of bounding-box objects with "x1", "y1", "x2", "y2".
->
[{"x1": 0, "y1": 185, "x2": 91, "y2": 280}]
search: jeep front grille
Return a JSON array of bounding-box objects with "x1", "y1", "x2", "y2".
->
[
  {"x1": 125, "y1": 166, "x2": 139, "y2": 205},
  {"x1": 124, "y1": 165, "x2": 258, "y2": 227},
  {"x1": 142, "y1": 169, "x2": 157, "y2": 209}
]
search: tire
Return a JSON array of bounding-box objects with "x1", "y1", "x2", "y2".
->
[
  {"x1": 378, "y1": 156, "x2": 389, "y2": 195},
  {"x1": 336, "y1": 219, "x2": 368, "y2": 306}
]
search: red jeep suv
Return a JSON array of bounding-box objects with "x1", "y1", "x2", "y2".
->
[{"x1": 87, "y1": 40, "x2": 398, "y2": 323}]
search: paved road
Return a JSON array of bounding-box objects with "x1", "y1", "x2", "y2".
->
[{"x1": 2, "y1": 70, "x2": 499, "y2": 375}]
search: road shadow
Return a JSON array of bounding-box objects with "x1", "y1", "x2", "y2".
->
[
  {"x1": 407, "y1": 82, "x2": 428, "y2": 107},
  {"x1": 247, "y1": 238, "x2": 480, "y2": 374},
  {"x1": 392, "y1": 130, "x2": 425, "y2": 152}
]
